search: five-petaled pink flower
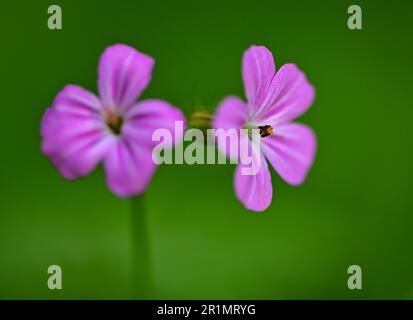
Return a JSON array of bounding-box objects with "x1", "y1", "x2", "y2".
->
[
  {"x1": 41, "y1": 44, "x2": 186, "y2": 197},
  {"x1": 213, "y1": 45, "x2": 317, "y2": 212}
]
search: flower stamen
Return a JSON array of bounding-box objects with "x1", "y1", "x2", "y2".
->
[
  {"x1": 258, "y1": 125, "x2": 274, "y2": 138},
  {"x1": 105, "y1": 110, "x2": 123, "y2": 135}
]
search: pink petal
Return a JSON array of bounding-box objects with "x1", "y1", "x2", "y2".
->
[
  {"x1": 234, "y1": 141, "x2": 273, "y2": 212},
  {"x1": 123, "y1": 99, "x2": 187, "y2": 150},
  {"x1": 98, "y1": 44, "x2": 154, "y2": 112},
  {"x1": 256, "y1": 64, "x2": 315, "y2": 125},
  {"x1": 212, "y1": 96, "x2": 248, "y2": 159},
  {"x1": 262, "y1": 123, "x2": 316, "y2": 185},
  {"x1": 103, "y1": 138, "x2": 157, "y2": 197},
  {"x1": 242, "y1": 46, "x2": 276, "y2": 115},
  {"x1": 212, "y1": 95, "x2": 274, "y2": 210},
  {"x1": 43, "y1": 84, "x2": 102, "y2": 121},
  {"x1": 41, "y1": 86, "x2": 115, "y2": 179},
  {"x1": 213, "y1": 96, "x2": 248, "y2": 131}
]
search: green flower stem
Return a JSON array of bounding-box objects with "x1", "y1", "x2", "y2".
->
[{"x1": 130, "y1": 195, "x2": 153, "y2": 299}]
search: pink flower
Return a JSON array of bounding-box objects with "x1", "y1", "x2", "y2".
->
[
  {"x1": 213, "y1": 46, "x2": 317, "y2": 212},
  {"x1": 41, "y1": 44, "x2": 186, "y2": 197}
]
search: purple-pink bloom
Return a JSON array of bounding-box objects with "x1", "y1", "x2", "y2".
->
[
  {"x1": 213, "y1": 46, "x2": 317, "y2": 212},
  {"x1": 41, "y1": 44, "x2": 186, "y2": 197}
]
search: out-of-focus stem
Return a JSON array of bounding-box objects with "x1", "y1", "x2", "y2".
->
[{"x1": 130, "y1": 195, "x2": 153, "y2": 299}]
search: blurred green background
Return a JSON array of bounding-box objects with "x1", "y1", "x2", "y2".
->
[{"x1": 1, "y1": 0, "x2": 412, "y2": 299}]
